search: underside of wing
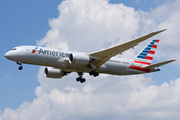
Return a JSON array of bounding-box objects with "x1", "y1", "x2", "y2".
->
[{"x1": 90, "y1": 29, "x2": 167, "y2": 68}]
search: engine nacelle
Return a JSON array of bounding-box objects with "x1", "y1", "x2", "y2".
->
[
  {"x1": 69, "y1": 53, "x2": 90, "y2": 66},
  {"x1": 44, "y1": 67, "x2": 64, "y2": 78}
]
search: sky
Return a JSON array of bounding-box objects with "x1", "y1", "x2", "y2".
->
[{"x1": 0, "y1": 0, "x2": 180, "y2": 120}]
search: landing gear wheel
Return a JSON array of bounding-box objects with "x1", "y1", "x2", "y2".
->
[
  {"x1": 19, "y1": 66, "x2": 23, "y2": 70},
  {"x1": 80, "y1": 78, "x2": 86, "y2": 83},
  {"x1": 76, "y1": 77, "x2": 86, "y2": 83},
  {"x1": 89, "y1": 71, "x2": 94, "y2": 76},
  {"x1": 89, "y1": 71, "x2": 99, "y2": 77},
  {"x1": 93, "y1": 72, "x2": 99, "y2": 77},
  {"x1": 76, "y1": 77, "x2": 81, "y2": 82},
  {"x1": 76, "y1": 72, "x2": 86, "y2": 83}
]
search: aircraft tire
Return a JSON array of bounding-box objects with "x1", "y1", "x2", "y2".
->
[
  {"x1": 76, "y1": 77, "x2": 81, "y2": 82},
  {"x1": 89, "y1": 71, "x2": 94, "y2": 76},
  {"x1": 19, "y1": 66, "x2": 23, "y2": 70},
  {"x1": 80, "y1": 78, "x2": 86, "y2": 83},
  {"x1": 93, "y1": 72, "x2": 99, "y2": 77}
]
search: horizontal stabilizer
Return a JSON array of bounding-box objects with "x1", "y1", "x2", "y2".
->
[{"x1": 143, "y1": 60, "x2": 176, "y2": 69}]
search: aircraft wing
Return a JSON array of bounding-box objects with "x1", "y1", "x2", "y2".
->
[
  {"x1": 90, "y1": 29, "x2": 167, "y2": 68},
  {"x1": 142, "y1": 60, "x2": 176, "y2": 69}
]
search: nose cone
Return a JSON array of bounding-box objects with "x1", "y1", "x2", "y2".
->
[
  {"x1": 4, "y1": 52, "x2": 10, "y2": 59},
  {"x1": 4, "y1": 51, "x2": 19, "y2": 61}
]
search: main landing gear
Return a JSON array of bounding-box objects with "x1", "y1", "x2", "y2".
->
[
  {"x1": 17, "y1": 61, "x2": 23, "y2": 70},
  {"x1": 89, "y1": 71, "x2": 99, "y2": 77},
  {"x1": 76, "y1": 71, "x2": 99, "y2": 83},
  {"x1": 76, "y1": 72, "x2": 86, "y2": 83},
  {"x1": 76, "y1": 77, "x2": 86, "y2": 83}
]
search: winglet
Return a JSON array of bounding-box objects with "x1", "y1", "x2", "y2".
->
[
  {"x1": 143, "y1": 59, "x2": 176, "y2": 69},
  {"x1": 156, "y1": 29, "x2": 167, "y2": 33},
  {"x1": 145, "y1": 29, "x2": 167, "y2": 38},
  {"x1": 152, "y1": 29, "x2": 167, "y2": 35}
]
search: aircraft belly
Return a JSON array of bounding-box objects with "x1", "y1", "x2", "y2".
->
[
  {"x1": 60, "y1": 62, "x2": 134, "y2": 75},
  {"x1": 62, "y1": 66, "x2": 91, "y2": 73},
  {"x1": 126, "y1": 69, "x2": 145, "y2": 75},
  {"x1": 56, "y1": 64, "x2": 108, "y2": 75},
  {"x1": 96, "y1": 64, "x2": 108, "y2": 73},
  {"x1": 104, "y1": 62, "x2": 128, "y2": 75}
]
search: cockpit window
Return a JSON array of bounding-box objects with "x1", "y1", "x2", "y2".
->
[{"x1": 10, "y1": 48, "x2": 17, "y2": 51}]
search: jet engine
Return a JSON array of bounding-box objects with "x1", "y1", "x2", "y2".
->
[
  {"x1": 69, "y1": 53, "x2": 90, "y2": 66},
  {"x1": 44, "y1": 67, "x2": 64, "y2": 78}
]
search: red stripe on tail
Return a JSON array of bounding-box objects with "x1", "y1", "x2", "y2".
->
[
  {"x1": 152, "y1": 45, "x2": 157, "y2": 48},
  {"x1": 155, "y1": 40, "x2": 159, "y2": 43},
  {"x1": 145, "y1": 56, "x2": 153, "y2": 60},
  {"x1": 148, "y1": 50, "x2": 155, "y2": 54},
  {"x1": 134, "y1": 61, "x2": 151, "y2": 65}
]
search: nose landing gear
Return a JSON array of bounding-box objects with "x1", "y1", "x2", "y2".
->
[
  {"x1": 19, "y1": 66, "x2": 23, "y2": 70},
  {"x1": 17, "y1": 61, "x2": 23, "y2": 70}
]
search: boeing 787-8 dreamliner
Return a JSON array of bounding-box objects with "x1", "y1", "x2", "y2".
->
[{"x1": 4, "y1": 29, "x2": 175, "y2": 83}]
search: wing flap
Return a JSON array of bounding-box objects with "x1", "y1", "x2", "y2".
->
[{"x1": 143, "y1": 60, "x2": 176, "y2": 69}]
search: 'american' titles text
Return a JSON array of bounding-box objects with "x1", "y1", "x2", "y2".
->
[{"x1": 38, "y1": 48, "x2": 69, "y2": 58}]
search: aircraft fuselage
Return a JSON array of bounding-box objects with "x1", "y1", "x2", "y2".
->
[
  {"x1": 5, "y1": 30, "x2": 174, "y2": 83},
  {"x1": 5, "y1": 46, "x2": 157, "y2": 76}
]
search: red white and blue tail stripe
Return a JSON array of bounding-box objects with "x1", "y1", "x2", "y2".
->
[{"x1": 133, "y1": 39, "x2": 159, "y2": 66}]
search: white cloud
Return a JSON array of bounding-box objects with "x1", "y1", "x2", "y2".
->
[
  {"x1": 148, "y1": 0, "x2": 180, "y2": 63},
  {"x1": 1, "y1": 76, "x2": 180, "y2": 120},
  {"x1": 1, "y1": 0, "x2": 180, "y2": 120},
  {"x1": 37, "y1": 0, "x2": 140, "y2": 55}
]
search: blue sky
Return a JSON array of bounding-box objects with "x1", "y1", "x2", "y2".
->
[
  {"x1": 0, "y1": 0, "x2": 180, "y2": 119},
  {"x1": 0, "y1": 0, "x2": 61, "y2": 110},
  {"x1": 109, "y1": 0, "x2": 168, "y2": 11}
]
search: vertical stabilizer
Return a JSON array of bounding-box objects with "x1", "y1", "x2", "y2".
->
[{"x1": 133, "y1": 39, "x2": 159, "y2": 66}]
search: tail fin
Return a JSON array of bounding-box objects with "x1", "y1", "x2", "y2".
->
[{"x1": 133, "y1": 39, "x2": 159, "y2": 66}]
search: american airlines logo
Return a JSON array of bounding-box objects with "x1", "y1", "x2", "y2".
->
[
  {"x1": 32, "y1": 47, "x2": 69, "y2": 58},
  {"x1": 31, "y1": 47, "x2": 38, "y2": 53}
]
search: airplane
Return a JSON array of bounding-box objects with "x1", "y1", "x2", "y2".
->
[{"x1": 4, "y1": 29, "x2": 176, "y2": 83}]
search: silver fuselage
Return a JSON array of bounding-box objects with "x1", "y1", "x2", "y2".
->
[{"x1": 4, "y1": 46, "x2": 158, "y2": 76}]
